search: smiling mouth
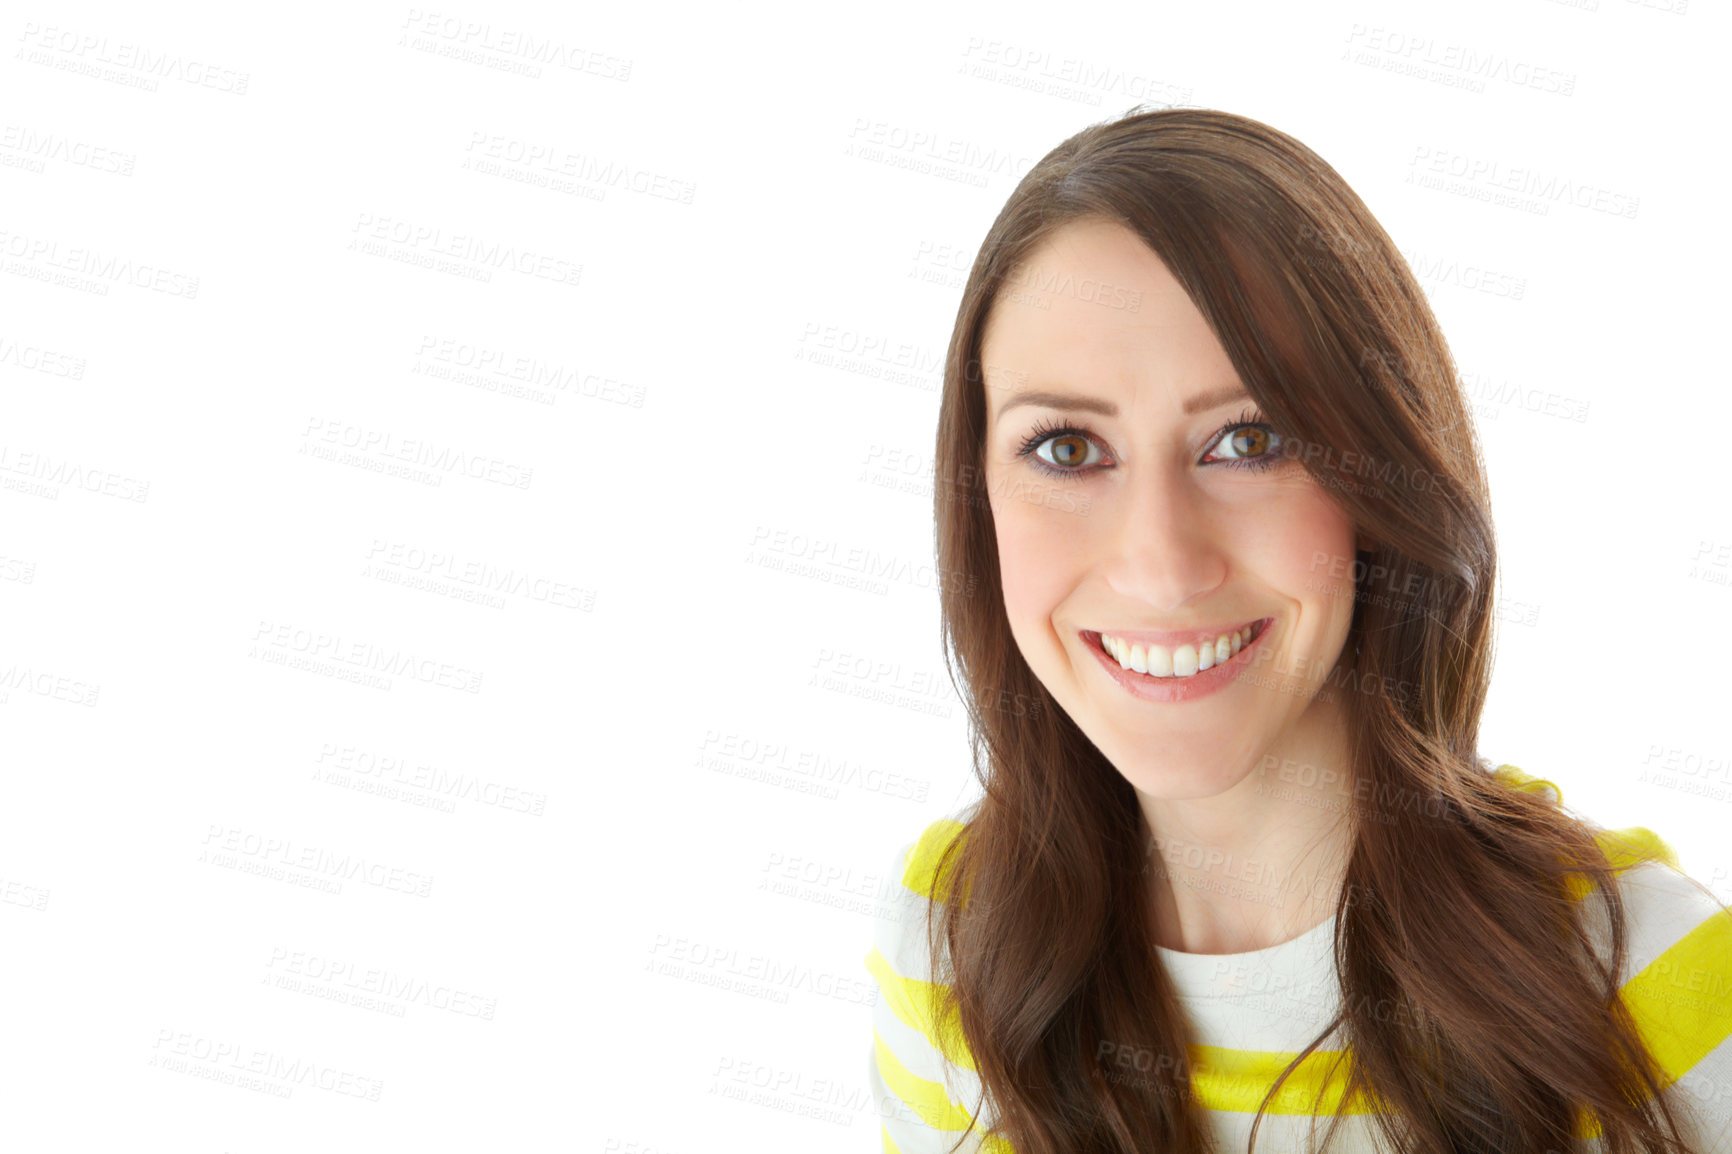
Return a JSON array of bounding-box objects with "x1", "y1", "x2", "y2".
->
[{"x1": 1084, "y1": 618, "x2": 1271, "y2": 679}]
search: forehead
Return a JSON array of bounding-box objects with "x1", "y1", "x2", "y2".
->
[
  {"x1": 1010, "y1": 216, "x2": 1170, "y2": 293},
  {"x1": 979, "y1": 217, "x2": 1236, "y2": 407}
]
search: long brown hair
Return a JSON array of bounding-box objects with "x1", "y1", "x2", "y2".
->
[{"x1": 926, "y1": 105, "x2": 1714, "y2": 1153}]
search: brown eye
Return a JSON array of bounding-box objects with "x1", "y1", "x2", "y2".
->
[
  {"x1": 1047, "y1": 434, "x2": 1091, "y2": 468},
  {"x1": 1225, "y1": 427, "x2": 1270, "y2": 458},
  {"x1": 1210, "y1": 422, "x2": 1286, "y2": 470},
  {"x1": 1016, "y1": 421, "x2": 1106, "y2": 481}
]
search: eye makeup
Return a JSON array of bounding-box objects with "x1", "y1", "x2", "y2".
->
[{"x1": 1013, "y1": 406, "x2": 1286, "y2": 482}]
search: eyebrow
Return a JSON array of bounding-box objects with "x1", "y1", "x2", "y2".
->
[{"x1": 991, "y1": 384, "x2": 1251, "y2": 425}]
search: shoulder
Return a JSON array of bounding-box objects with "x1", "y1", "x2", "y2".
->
[
  {"x1": 1483, "y1": 763, "x2": 1732, "y2": 1147},
  {"x1": 1489, "y1": 760, "x2": 1683, "y2": 891},
  {"x1": 866, "y1": 813, "x2": 974, "y2": 1039},
  {"x1": 1606, "y1": 858, "x2": 1732, "y2": 1060},
  {"x1": 900, "y1": 815, "x2": 972, "y2": 905},
  {"x1": 1489, "y1": 760, "x2": 1568, "y2": 807},
  {"x1": 1504, "y1": 750, "x2": 1732, "y2": 1147},
  {"x1": 1606, "y1": 858, "x2": 1732, "y2": 1149},
  {"x1": 1490, "y1": 760, "x2": 1719, "y2": 966},
  {"x1": 1606, "y1": 858, "x2": 1729, "y2": 970},
  {"x1": 864, "y1": 814, "x2": 1003, "y2": 1150}
]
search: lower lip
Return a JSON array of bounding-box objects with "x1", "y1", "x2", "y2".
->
[{"x1": 1081, "y1": 619, "x2": 1273, "y2": 704}]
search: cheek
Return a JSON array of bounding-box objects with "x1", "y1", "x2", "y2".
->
[
  {"x1": 990, "y1": 491, "x2": 1083, "y2": 630},
  {"x1": 1256, "y1": 489, "x2": 1357, "y2": 614}
]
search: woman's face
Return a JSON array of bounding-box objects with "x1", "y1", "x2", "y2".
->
[{"x1": 979, "y1": 216, "x2": 1365, "y2": 801}]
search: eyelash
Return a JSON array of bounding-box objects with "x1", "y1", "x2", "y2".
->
[{"x1": 1014, "y1": 406, "x2": 1285, "y2": 483}]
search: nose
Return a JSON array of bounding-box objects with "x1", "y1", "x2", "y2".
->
[{"x1": 1103, "y1": 468, "x2": 1229, "y2": 612}]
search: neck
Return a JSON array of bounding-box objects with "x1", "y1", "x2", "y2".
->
[{"x1": 1138, "y1": 696, "x2": 1357, "y2": 955}]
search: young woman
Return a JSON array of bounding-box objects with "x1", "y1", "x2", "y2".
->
[{"x1": 865, "y1": 107, "x2": 1732, "y2": 1153}]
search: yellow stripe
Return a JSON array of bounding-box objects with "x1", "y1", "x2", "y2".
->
[
  {"x1": 1566, "y1": 905, "x2": 1732, "y2": 1139},
  {"x1": 873, "y1": 768, "x2": 1721, "y2": 1139},
  {"x1": 873, "y1": 1026, "x2": 981, "y2": 1131},
  {"x1": 864, "y1": 948, "x2": 1386, "y2": 1116},
  {"x1": 1493, "y1": 762, "x2": 1566, "y2": 807},
  {"x1": 872, "y1": 1028, "x2": 1016, "y2": 1152},
  {"x1": 872, "y1": 918, "x2": 1732, "y2": 1140},
  {"x1": 865, "y1": 944, "x2": 976, "y2": 1071},
  {"x1": 1562, "y1": 826, "x2": 1673, "y2": 900},
  {"x1": 902, "y1": 818, "x2": 968, "y2": 904},
  {"x1": 1187, "y1": 1044, "x2": 1386, "y2": 1115},
  {"x1": 1623, "y1": 905, "x2": 1732, "y2": 1081},
  {"x1": 880, "y1": 1122, "x2": 899, "y2": 1154},
  {"x1": 1496, "y1": 762, "x2": 1682, "y2": 903}
]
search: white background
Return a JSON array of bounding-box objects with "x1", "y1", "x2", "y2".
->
[{"x1": 2, "y1": 0, "x2": 1726, "y2": 1149}]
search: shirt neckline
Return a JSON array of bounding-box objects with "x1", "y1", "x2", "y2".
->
[{"x1": 1153, "y1": 910, "x2": 1339, "y2": 998}]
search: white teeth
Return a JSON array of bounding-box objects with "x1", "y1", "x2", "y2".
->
[
  {"x1": 1145, "y1": 643, "x2": 1172, "y2": 677},
  {"x1": 1102, "y1": 624, "x2": 1258, "y2": 679},
  {"x1": 1174, "y1": 644, "x2": 1200, "y2": 677}
]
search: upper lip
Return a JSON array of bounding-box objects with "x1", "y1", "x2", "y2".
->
[{"x1": 1085, "y1": 617, "x2": 1270, "y2": 648}]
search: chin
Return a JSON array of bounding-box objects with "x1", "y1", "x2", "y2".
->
[{"x1": 1097, "y1": 741, "x2": 1263, "y2": 801}]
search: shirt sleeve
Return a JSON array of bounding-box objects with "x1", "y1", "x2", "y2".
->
[
  {"x1": 1699, "y1": 1110, "x2": 1732, "y2": 1154},
  {"x1": 1675, "y1": 1041, "x2": 1732, "y2": 1154},
  {"x1": 864, "y1": 834, "x2": 1004, "y2": 1154},
  {"x1": 1608, "y1": 863, "x2": 1732, "y2": 1151}
]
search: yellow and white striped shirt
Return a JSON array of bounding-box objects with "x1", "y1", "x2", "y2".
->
[{"x1": 864, "y1": 765, "x2": 1732, "y2": 1153}]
